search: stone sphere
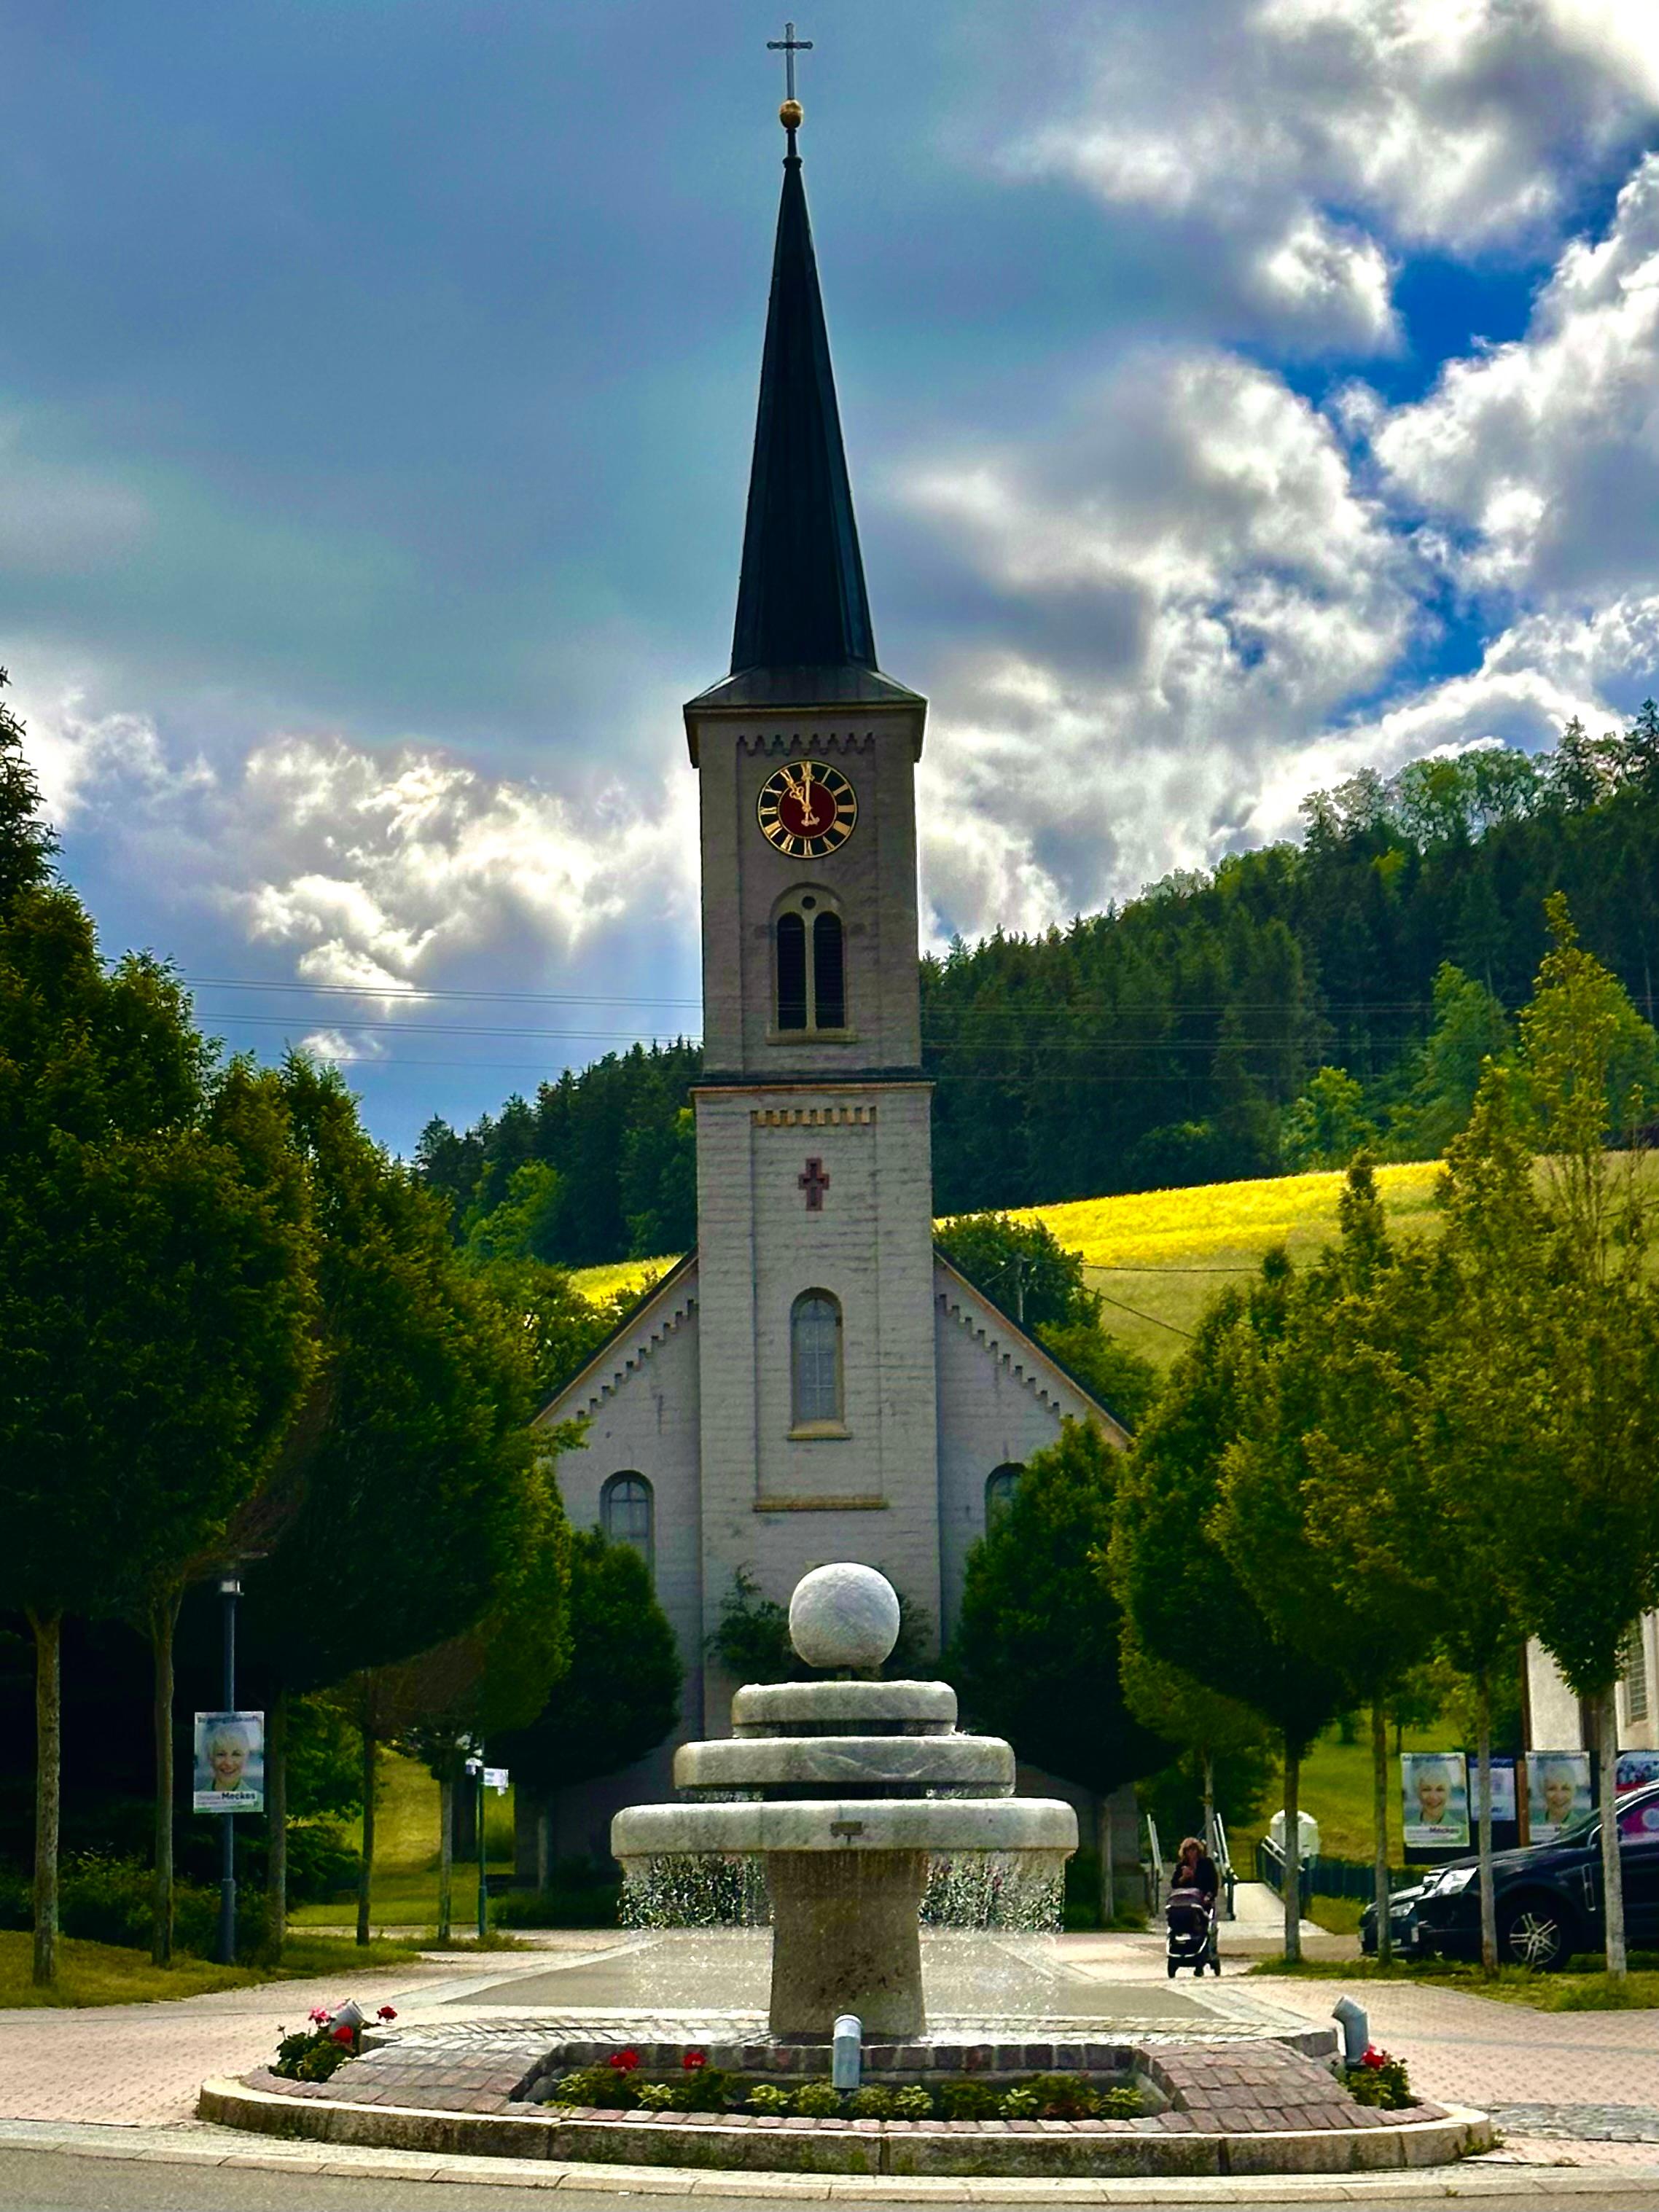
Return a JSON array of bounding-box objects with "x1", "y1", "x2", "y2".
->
[{"x1": 789, "y1": 1563, "x2": 900, "y2": 1671}]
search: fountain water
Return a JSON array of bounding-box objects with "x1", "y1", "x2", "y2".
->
[{"x1": 612, "y1": 1563, "x2": 1077, "y2": 2037}]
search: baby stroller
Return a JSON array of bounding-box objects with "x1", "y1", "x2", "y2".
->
[{"x1": 1166, "y1": 1884, "x2": 1219, "y2": 1977}]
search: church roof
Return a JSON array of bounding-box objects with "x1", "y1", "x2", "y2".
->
[
  {"x1": 932, "y1": 1248, "x2": 1136, "y2": 1443},
  {"x1": 712, "y1": 129, "x2": 906, "y2": 692}
]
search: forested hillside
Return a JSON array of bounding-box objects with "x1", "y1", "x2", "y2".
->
[{"x1": 416, "y1": 708, "x2": 1659, "y2": 1262}]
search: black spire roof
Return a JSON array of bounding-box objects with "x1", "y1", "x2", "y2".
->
[
  {"x1": 730, "y1": 139, "x2": 876, "y2": 678},
  {"x1": 686, "y1": 121, "x2": 923, "y2": 727}
]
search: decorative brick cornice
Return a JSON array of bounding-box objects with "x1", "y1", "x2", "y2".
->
[
  {"x1": 535, "y1": 1262, "x2": 700, "y2": 1428},
  {"x1": 750, "y1": 1103, "x2": 875, "y2": 1128},
  {"x1": 736, "y1": 729, "x2": 877, "y2": 759}
]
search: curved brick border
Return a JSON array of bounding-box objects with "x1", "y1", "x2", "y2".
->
[{"x1": 199, "y1": 2074, "x2": 1493, "y2": 2179}]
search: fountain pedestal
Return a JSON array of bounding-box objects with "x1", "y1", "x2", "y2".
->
[
  {"x1": 765, "y1": 1849, "x2": 927, "y2": 2036},
  {"x1": 612, "y1": 1563, "x2": 1080, "y2": 2044}
]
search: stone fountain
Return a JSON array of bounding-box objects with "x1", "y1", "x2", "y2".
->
[{"x1": 612, "y1": 1562, "x2": 1078, "y2": 2038}]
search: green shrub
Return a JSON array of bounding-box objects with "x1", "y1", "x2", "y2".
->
[
  {"x1": 494, "y1": 1860, "x2": 622, "y2": 1929},
  {"x1": 1338, "y1": 2055, "x2": 1413, "y2": 2110},
  {"x1": 791, "y1": 2082, "x2": 843, "y2": 2117},
  {"x1": 636, "y1": 2082, "x2": 679, "y2": 2111},
  {"x1": 679, "y1": 2066, "x2": 739, "y2": 2112},
  {"x1": 939, "y1": 2079, "x2": 1003, "y2": 2120},
  {"x1": 1000, "y1": 2087, "x2": 1038, "y2": 2118},
  {"x1": 555, "y1": 2064, "x2": 639, "y2": 2109},
  {"x1": 1100, "y1": 2085, "x2": 1144, "y2": 2118},
  {"x1": 284, "y1": 1823, "x2": 361, "y2": 1905},
  {"x1": 746, "y1": 2084, "x2": 792, "y2": 2115},
  {"x1": 848, "y1": 2086, "x2": 896, "y2": 2119},
  {"x1": 892, "y1": 2085, "x2": 936, "y2": 2119},
  {"x1": 1023, "y1": 2073, "x2": 1101, "y2": 2119}
]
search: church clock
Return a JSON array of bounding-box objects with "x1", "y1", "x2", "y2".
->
[{"x1": 757, "y1": 762, "x2": 857, "y2": 859}]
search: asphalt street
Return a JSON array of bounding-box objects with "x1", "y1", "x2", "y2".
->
[{"x1": 1, "y1": 2152, "x2": 1658, "y2": 2212}]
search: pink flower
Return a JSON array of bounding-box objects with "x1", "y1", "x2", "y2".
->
[
  {"x1": 682, "y1": 2049, "x2": 707, "y2": 2071},
  {"x1": 377, "y1": 2006, "x2": 398, "y2": 2022},
  {"x1": 308, "y1": 2009, "x2": 329, "y2": 2025},
  {"x1": 608, "y1": 2049, "x2": 640, "y2": 2072},
  {"x1": 332, "y1": 2025, "x2": 356, "y2": 2047}
]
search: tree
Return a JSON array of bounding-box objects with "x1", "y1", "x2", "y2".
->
[
  {"x1": 1111, "y1": 1270, "x2": 1348, "y2": 1961},
  {"x1": 0, "y1": 672, "x2": 58, "y2": 907},
  {"x1": 0, "y1": 886, "x2": 316, "y2": 1982},
  {"x1": 386, "y1": 1455, "x2": 574, "y2": 1941},
  {"x1": 1280, "y1": 1066, "x2": 1376, "y2": 1171},
  {"x1": 1389, "y1": 964, "x2": 1512, "y2": 1159},
  {"x1": 1477, "y1": 902, "x2": 1659, "y2": 1977},
  {"x1": 949, "y1": 1421, "x2": 1170, "y2": 1924},
  {"x1": 1117, "y1": 1622, "x2": 1268, "y2": 1853},
  {"x1": 499, "y1": 1529, "x2": 682, "y2": 1845},
  {"x1": 1214, "y1": 1168, "x2": 1440, "y2": 1962},
  {"x1": 238, "y1": 1057, "x2": 542, "y2": 1949}
]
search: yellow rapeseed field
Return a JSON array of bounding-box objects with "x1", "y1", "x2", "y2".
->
[{"x1": 566, "y1": 1161, "x2": 1449, "y2": 1366}]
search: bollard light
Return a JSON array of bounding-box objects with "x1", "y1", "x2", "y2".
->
[
  {"x1": 832, "y1": 2014, "x2": 862, "y2": 2091},
  {"x1": 1331, "y1": 1995, "x2": 1368, "y2": 2066}
]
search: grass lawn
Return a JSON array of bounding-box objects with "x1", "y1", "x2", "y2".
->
[
  {"x1": 1230, "y1": 1719, "x2": 1450, "y2": 1870},
  {"x1": 289, "y1": 1748, "x2": 517, "y2": 1930},
  {"x1": 1249, "y1": 1953, "x2": 1659, "y2": 2011},
  {"x1": 0, "y1": 1928, "x2": 421, "y2": 2009}
]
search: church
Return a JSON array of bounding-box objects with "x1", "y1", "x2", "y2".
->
[{"x1": 533, "y1": 90, "x2": 1127, "y2": 1864}]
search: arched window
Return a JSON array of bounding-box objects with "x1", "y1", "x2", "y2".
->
[
  {"x1": 985, "y1": 1464, "x2": 1022, "y2": 1525},
  {"x1": 791, "y1": 1289, "x2": 844, "y2": 1429},
  {"x1": 776, "y1": 911, "x2": 808, "y2": 1031},
  {"x1": 773, "y1": 891, "x2": 848, "y2": 1034},
  {"x1": 601, "y1": 1472, "x2": 654, "y2": 1569},
  {"x1": 813, "y1": 912, "x2": 846, "y2": 1029}
]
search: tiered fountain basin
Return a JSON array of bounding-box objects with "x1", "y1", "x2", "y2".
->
[{"x1": 612, "y1": 1568, "x2": 1078, "y2": 2038}]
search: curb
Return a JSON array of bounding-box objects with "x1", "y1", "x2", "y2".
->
[
  {"x1": 1, "y1": 2114, "x2": 1656, "y2": 2202},
  {"x1": 200, "y1": 2073, "x2": 1491, "y2": 2184}
]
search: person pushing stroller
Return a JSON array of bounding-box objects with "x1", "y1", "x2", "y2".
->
[{"x1": 1165, "y1": 1834, "x2": 1221, "y2": 1977}]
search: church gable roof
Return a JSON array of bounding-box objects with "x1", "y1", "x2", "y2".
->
[
  {"x1": 932, "y1": 1250, "x2": 1133, "y2": 1447},
  {"x1": 533, "y1": 1251, "x2": 699, "y2": 1429}
]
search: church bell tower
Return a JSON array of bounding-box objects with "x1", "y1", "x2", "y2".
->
[{"x1": 683, "y1": 87, "x2": 940, "y2": 1697}]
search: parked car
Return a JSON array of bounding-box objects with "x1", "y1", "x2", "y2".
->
[
  {"x1": 1397, "y1": 1779, "x2": 1659, "y2": 1969},
  {"x1": 1359, "y1": 1881, "x2": 1428, "y2": 1956}
]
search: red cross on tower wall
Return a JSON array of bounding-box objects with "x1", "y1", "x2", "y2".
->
[{"x1": 798, "y1": 1157, "x2": 830, "y2": 1211}]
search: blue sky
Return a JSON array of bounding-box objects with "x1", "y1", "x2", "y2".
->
[{"x1": 7, "y1": 1, "x2": 1659, "y2": 1151}]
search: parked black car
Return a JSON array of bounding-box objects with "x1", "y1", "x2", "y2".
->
[{"x1": 1368, "y1": 1780, "x2": 1659, "y2": 1969}]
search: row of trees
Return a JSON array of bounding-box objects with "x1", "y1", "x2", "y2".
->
[
  {"x1": 418, "y1": 704, "x2": 1659, "y2": 1262},
  {"x1": 953, "y1": 900, "x2": 1659, "y2": 1976},
  {"x1": 0, "y1": 675, "x2": 680, "y2": 1982}
]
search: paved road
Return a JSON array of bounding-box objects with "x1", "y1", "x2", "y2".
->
[{"x1": 4, "y1": 2145, "x2": 1659, "y2": 2212}]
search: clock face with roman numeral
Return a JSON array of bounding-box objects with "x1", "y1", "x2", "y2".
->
[{"x1": 756, "y1": 763, "x2": 858, "y2": 859}]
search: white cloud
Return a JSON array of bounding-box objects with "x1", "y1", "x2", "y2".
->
[
  {"x1": 997, "y1": 0, "x2": 1659, "y2": 351},
  {"x1": 908, "y1": 348, "x2": 1418, "y2": 931},
  {"x1": 15, "y1": 687, "x2": 699, "y2": 1032},
  {"x1": 1375, "y1": 152, "x2": 1659, "y2": 601}
]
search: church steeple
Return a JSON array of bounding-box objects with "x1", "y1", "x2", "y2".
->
[{"x1": 729, "y1": 113, "x2": 876, "y2": 679}]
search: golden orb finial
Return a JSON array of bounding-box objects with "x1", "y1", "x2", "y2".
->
[{"x1": 780, "y1": 97, "x2": 803, "y2": 130}]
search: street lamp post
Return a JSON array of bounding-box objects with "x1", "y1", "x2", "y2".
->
[{"x1": 217, "y1": 1574, "x2": 240, "y2": 1966}]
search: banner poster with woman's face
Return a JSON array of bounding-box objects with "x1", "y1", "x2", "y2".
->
[
  {"x1": 193, "y1": 1711, "x2": 265, "y2": 1811},
  {"x1": 1529, "y1": 1751, "x2": 1593, "y2": 1841},
  {"x1": 1402, "y1": 1753, "x2": 1469, "y2": 1847}
]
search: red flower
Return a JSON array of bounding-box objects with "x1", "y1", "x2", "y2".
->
[
  {"x1": 1360, "y1": 2046, "x2": 1388, "y2": 2069},
  {"x1": 608, "y1": 2049, "x2": 640, "y2": 2072},
  {"x1": 377, "y1": 2006, "x2": 398, "y2": 2022},
  {"x1": 682, "y1": 2049, "x2": 708, "y2": 2071},
  {"x1": 332, "y1": 2025, "x2": 356, "y2": 2046}
]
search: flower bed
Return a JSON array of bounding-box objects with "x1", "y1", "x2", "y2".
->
[{"x1": 541, "y1": 2046, "x2": 1146, "y2": 2122}]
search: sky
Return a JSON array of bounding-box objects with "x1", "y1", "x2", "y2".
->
[{"x1": 7, "y1": 0, "x2": 1659, "y2": 1153}]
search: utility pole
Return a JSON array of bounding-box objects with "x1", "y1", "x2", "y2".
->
[{"x1": 216, "y1": 1575, "x2": 240, "y2": 1965}]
